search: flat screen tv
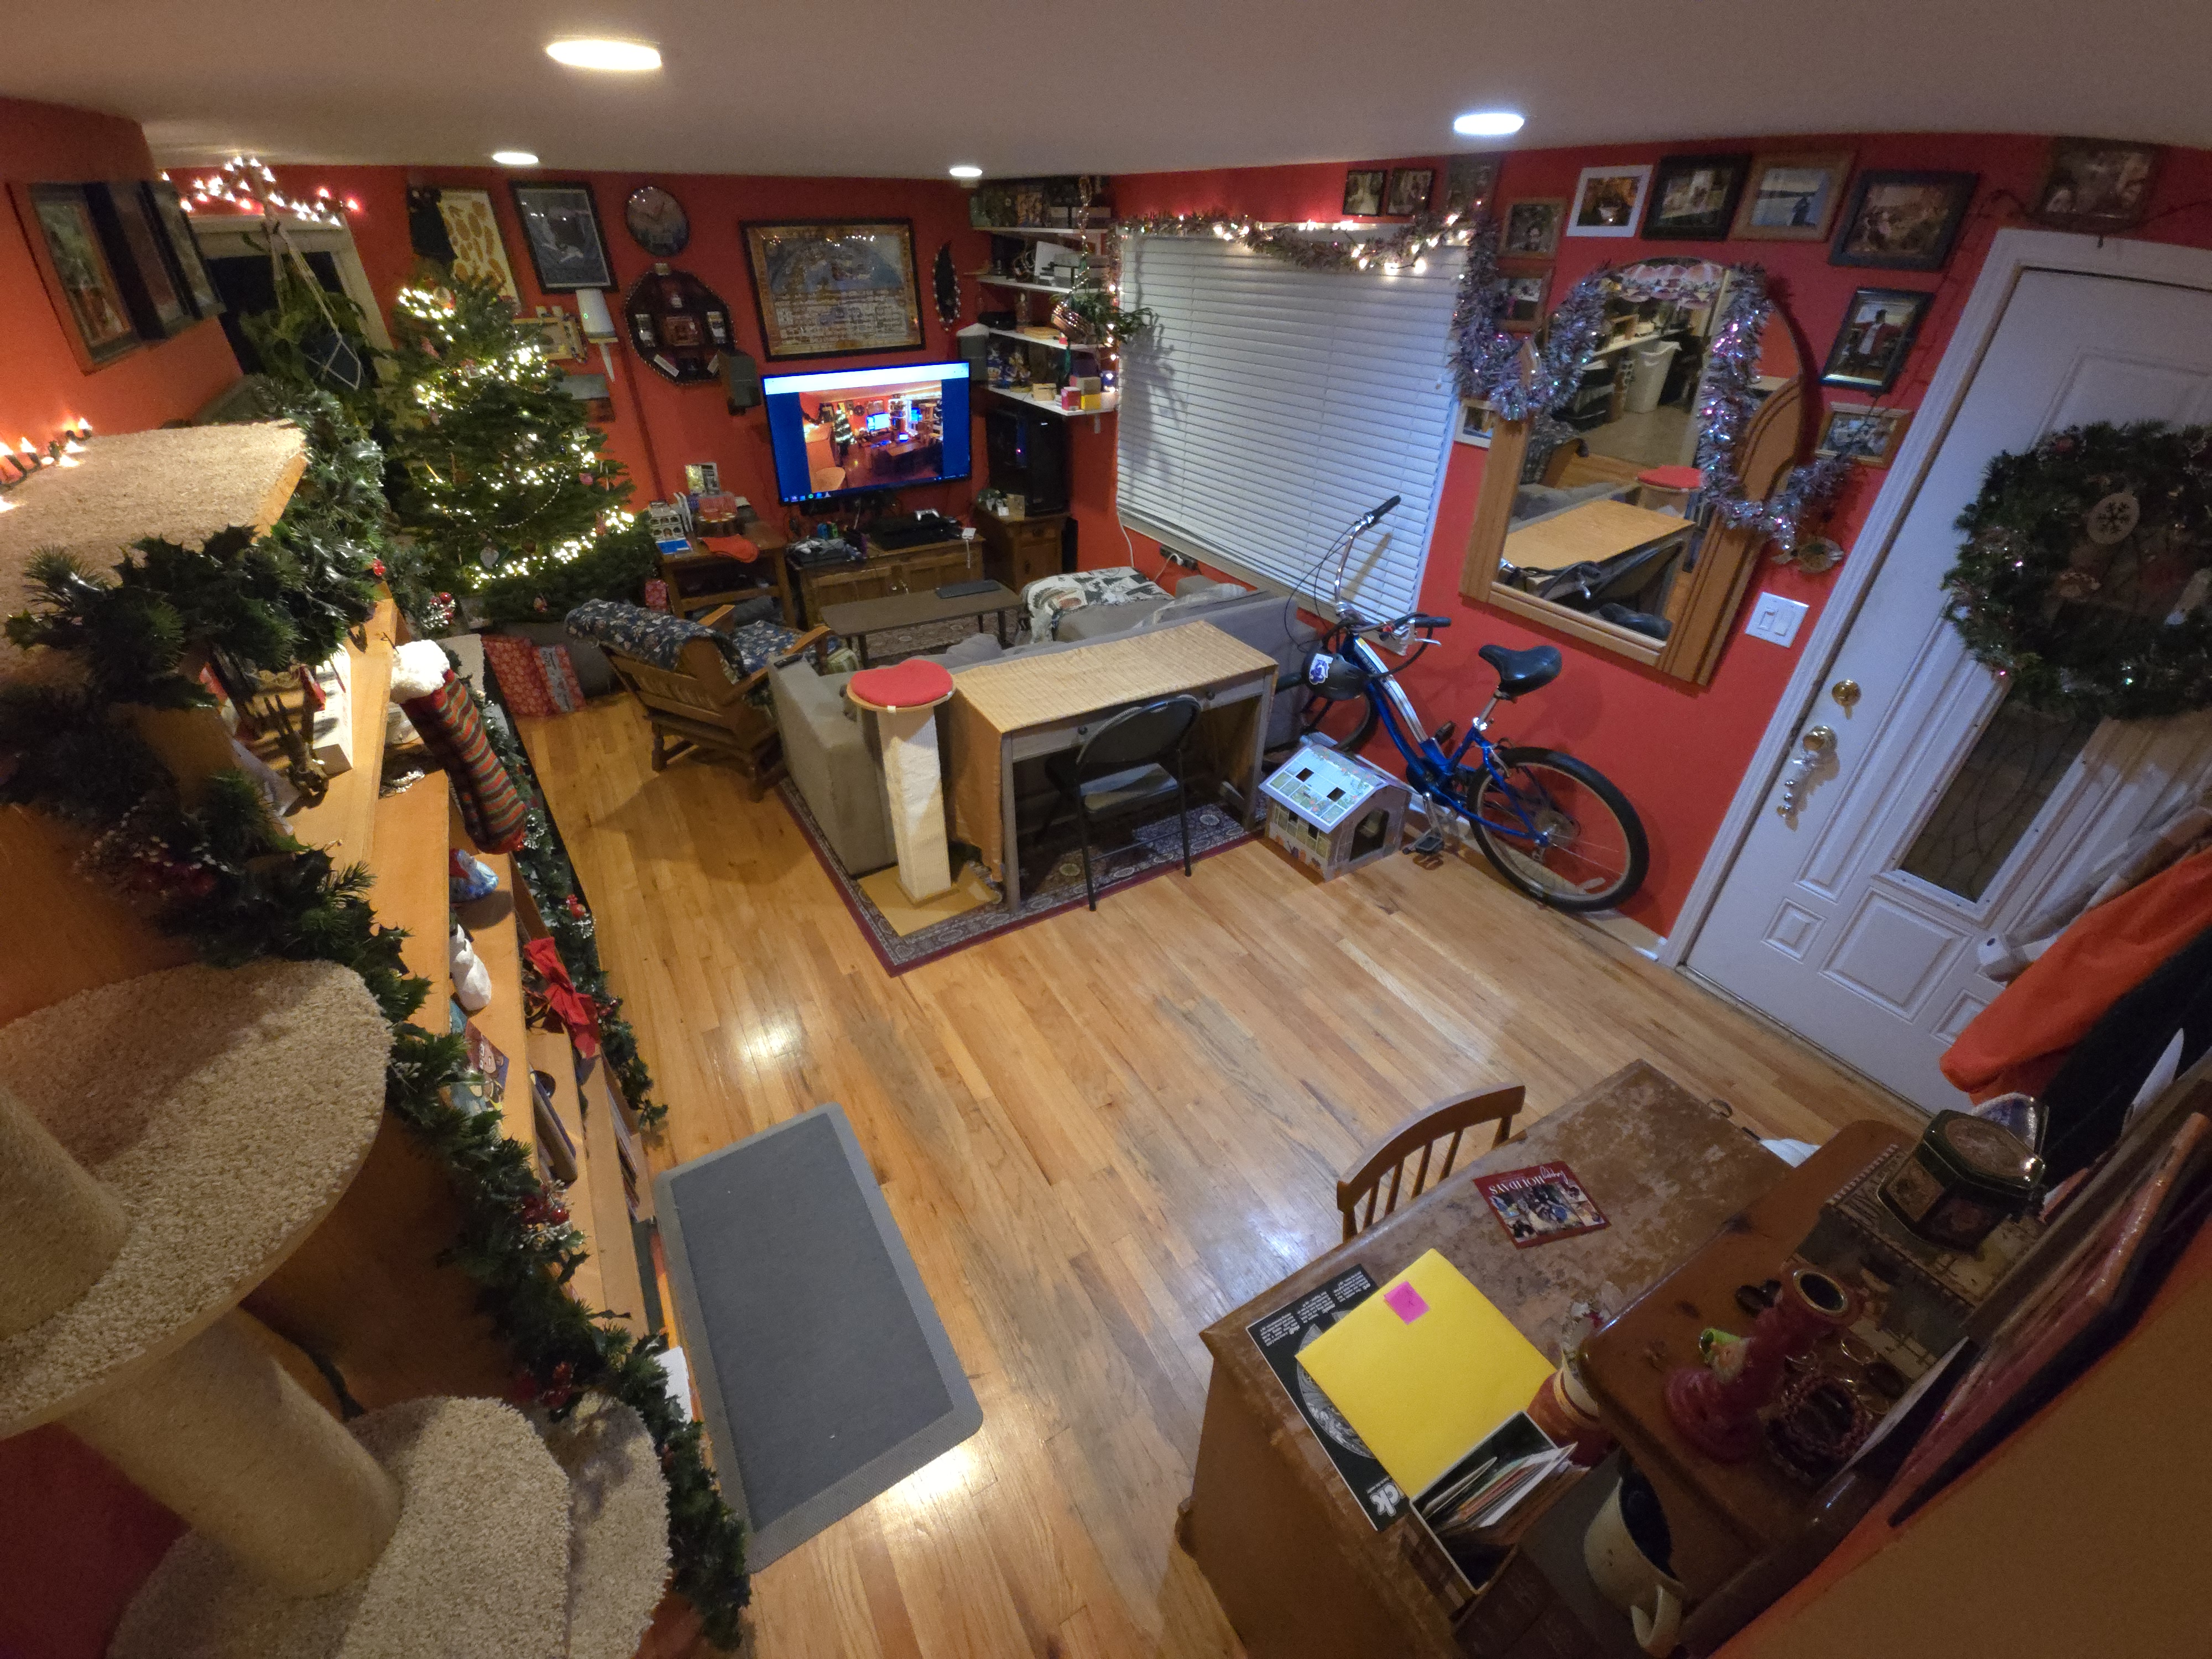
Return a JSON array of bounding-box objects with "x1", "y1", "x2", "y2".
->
[{"x1": 761, "y1": 360, "x2": 972, "y2": 505}]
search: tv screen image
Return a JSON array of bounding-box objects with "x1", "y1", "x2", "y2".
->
[{"x1": 761, "y1": 360, "x2": 972, "y2": 505}]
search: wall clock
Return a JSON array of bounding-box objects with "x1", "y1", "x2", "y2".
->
[
  {"x1": 624, "y1": 263, "x2": 735, "y2": 385},
  {"x1": 625, "y1": 184, "x2": 690, "y2": 256}
]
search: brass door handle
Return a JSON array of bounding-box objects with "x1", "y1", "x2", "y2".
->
[
  {"x1": 1800, "y1": 724, "x2": 1837, "y2": 755},
  {"x1": 1830, "y1": 679, "x2": 1862, "y2": 709}
]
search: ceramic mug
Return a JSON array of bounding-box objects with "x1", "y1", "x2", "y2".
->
[{"x1": 1583, "y1": 1473, "x2": 1686, "y2": 1657}]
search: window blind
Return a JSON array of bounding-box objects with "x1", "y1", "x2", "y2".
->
[{"x1": 1115, "y1": 234, "x2": 1464, "y2": 617}]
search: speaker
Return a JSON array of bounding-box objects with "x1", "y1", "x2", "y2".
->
[{"x1": 723, "y1": 348, "x2": 761, "y2": 414}]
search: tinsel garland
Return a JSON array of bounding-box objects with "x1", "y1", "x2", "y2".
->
[
  {"x1": 1447, "y1": 215, "x2": 1611, "y2": 423},
  {"x1": 1692, "y1": 271, "x2": 1853, "y2": 555},
  {"x1": 1944, "y1": 421, "x2": 2212, "y2": 722},
  {"x1": 1115, "y1": 206, "x2": 1475, "y2": 275}
]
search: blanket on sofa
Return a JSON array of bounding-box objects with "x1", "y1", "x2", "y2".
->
[{"x1": 1022, "y1": 567, "x2": 1169, "y2": 641}]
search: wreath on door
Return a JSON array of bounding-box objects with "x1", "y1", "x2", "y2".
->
[{"x1": 1944, "y1": 421, "x2": 2212, "y2": 721}]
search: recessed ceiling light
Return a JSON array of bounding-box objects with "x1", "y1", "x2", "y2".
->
[
  {"x1": 948, "y1": 165, "x2": 983, "y2": 180},
  {"x1": 492, "y1": 150, "x2": 539, "y2": 166},
  {"x1": 1453, "y1": 109, "x2": 1526, "y2": 138},
  {"x1": 545, "y1": 38, "x2": 662, "y2": 71}
]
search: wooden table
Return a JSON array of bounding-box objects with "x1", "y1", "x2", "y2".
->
[
  {"x1": 1577, "y1": 1119, "x2": 1908, "y2": 1597},
  {"x1": 1502, "y1": 498, "x2": 1692, "y2": 573},
  {"x1": 1185, "y1": 1063, "x2": 1785, "y2": 1659},
  {"x1": 941, "y1": 622, "x2": 1276, "y2": 908},
  {"x1": 819, "y1": 581, "x2": 1020, "y2": 666}
]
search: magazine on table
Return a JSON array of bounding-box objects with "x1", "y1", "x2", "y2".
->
[
  {"x1": 1471, "y1": 1160, "x2": 1609, "y2": 1249},
  {"x1": 1245, "y1": 1265, "x2": 1407, "y2": 1528}
]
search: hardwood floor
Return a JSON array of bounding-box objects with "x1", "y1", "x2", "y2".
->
[{"x1": 520, "y1": 698, "x2": 1915, "y2": 1659}]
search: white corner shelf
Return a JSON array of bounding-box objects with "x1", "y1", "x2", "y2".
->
[
  {"x1": 983, "y1": 324, "x2": 1076, "y2": 351},
  {"x1": 969, "y1": 272, "x2": 1080, "y2": 296},
  {"x1": 978, "y1": 225, "x2": 1110, "y2": 240}
]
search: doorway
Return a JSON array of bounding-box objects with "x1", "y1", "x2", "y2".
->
[{"x1": 1686, "y1": 247, "x2": 2212, "y2": 1113}]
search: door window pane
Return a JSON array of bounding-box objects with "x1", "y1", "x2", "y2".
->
[{"x1": 1899, "y1": 693, "x2": 2099, "y2": 901}]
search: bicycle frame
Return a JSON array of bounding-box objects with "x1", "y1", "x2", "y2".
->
[{"x1": 1335, "y1": 631, "x2": 1551, "y2": 848}]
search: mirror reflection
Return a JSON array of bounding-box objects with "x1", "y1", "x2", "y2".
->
[{"x1": 1470, "y1": 260, "x2": 1806, "y2": 673}]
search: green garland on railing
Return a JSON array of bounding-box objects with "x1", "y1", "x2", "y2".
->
[
  {"x1": 471, "y1": 672, "x2": 666, "y2": 1128},
  {"x1": 0, "y1": 406, "x2": 748, "y2": 1641}
]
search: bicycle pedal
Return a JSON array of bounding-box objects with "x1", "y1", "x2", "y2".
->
[{"x1": 1407, "y1": 827, "x2": 1447, "y2": 857}]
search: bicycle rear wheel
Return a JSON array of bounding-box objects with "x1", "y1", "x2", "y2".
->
[{"x1": 1463, "y1": 747, "x2": 1648, "y2": 911}]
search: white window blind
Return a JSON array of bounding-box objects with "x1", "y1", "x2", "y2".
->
[{"x1": 1115, "y1": 234, "x2": 1464, "y2": 617}]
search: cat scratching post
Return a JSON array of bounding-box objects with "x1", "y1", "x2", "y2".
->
[
  {"x1": 848, "y1": 659, "x2": 958, "y2": 902},
  {"x1": 0, "y1": 958, "x2": 675, "y2": 1658}
]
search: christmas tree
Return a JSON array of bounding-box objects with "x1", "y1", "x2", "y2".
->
[{"x1": 381, "y1": 276, "x2": 635, "y2": 596}]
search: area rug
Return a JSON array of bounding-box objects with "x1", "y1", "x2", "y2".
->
[
  {"x1": 779, "y1": 780, "x2": 1255, "y2": 974},
  {"x1": 654, "y1": 1104, "x2": 982, "y2": 1569}
]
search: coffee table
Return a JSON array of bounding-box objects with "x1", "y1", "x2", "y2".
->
[{"x1": 820, "y1": 581, "x2": 1021, "y2": 666}]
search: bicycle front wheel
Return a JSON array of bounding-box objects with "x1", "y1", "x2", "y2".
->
[{"x1": 1463, "y1": 747, "x2": 1648, "y2": 911}]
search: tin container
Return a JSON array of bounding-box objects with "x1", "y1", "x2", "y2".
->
[{"x1": 1879, "y1": 1110, "x2": 2043, "y2": 1252}]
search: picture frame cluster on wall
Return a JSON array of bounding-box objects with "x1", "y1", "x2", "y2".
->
[{"x1": 12, "y1": 178, "x2": 224, "y2": 373}]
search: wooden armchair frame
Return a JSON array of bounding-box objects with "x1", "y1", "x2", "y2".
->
[
  {"x1": 1336, "y1": 1081, "x2": 1525, "y2": 1240},
  {"x1": 605, "y1": 611, "x2": 828, "y2": 799}
]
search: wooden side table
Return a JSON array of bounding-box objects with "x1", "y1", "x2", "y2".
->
[
  {"x1": 791, "y1": 536, "x2": 982, "y2": 628},
  {"x1": 974, "y1": 508, "x2": 1065, "y2": 596}
]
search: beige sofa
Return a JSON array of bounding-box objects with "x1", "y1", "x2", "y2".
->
[{"x1": 771, "y1": 575, "x2": 1318, "y2": 877}]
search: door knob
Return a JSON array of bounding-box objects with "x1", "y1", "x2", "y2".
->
[
  {"x1": 1776, "y1": 727, "x2": 1839, "y2": 818},
  {"x1": 1830, "y1": 679, "x2": 1861, "y2": 709},
  {"x1": 1801, "y1": 724, "x2": 1837, "y2": 755}
]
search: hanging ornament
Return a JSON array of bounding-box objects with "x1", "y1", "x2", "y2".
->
[{"x1": 2084, "y1": 488, "x2": 2141, "y2": 544}]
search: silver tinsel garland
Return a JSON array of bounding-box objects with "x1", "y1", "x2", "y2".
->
[
  {"x1": 1115, "y1": 207, "x2": 1474, "y2": 274},
  {"x1": 1447, "y1": 215, "x2": 1612, "y2": 423},
  {"x1": 1692, "y1": 270, "x2": 1853, "y2": 555}
]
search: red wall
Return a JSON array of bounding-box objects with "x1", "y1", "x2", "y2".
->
[
  {"x1": 0, "y1": 97, "x2": 240, "y2": 449},
  {"x1": 1083, "y1": 137, "x2": 2212, "y2": 934},
  {"x1": 205, "y1": 161, "x2": 989, "y2": 527}
]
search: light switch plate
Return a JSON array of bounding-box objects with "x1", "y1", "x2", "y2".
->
[{"x1": 1744, "y1": 591, "x2": 1810, "y2": 648}]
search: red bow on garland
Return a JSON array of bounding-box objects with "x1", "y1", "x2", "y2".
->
[{"x1": 523, "y1": 935, "x2": 602, "y2": 1056}]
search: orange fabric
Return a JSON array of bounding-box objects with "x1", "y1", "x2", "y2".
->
[{"x1": 1943, "y1": 848, "x2": 2212, "y2": 1099}]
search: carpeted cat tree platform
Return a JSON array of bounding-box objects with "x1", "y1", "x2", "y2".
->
[{"x1": 0, "y1": 959, "x2": 669, "y2": 1658}]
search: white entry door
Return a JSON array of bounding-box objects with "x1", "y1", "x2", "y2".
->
[{"x1": 1689, "y1": 267, "x2": 2212, "y2": 1113}]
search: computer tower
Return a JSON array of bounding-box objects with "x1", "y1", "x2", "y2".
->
[{"x1": 984, "y1": 406, "x2": 1070, "y2": 515}]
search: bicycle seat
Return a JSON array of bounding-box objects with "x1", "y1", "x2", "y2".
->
[{"x1": 1479, "y1": 642, "x2": 1563, "y2": 699}]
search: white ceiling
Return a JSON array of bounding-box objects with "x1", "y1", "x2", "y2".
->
[{"x1": 8, "y1": 0, "x2": 2212, "y2": 178}]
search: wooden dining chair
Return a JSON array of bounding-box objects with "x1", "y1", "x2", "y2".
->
[{"x1": 1335, "y1": 1082, "x2": 1525, "y2": 1241}]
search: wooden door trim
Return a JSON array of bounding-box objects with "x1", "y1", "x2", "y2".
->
[{"x1": 1663, "y1": 228, "x2": 2212, "y2": 966}]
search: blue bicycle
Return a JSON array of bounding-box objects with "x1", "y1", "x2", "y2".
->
[{"x1": 1292, "y1": 498, "x2": 1649, "y2": 912}]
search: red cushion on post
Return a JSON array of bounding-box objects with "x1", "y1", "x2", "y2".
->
[
  {"x1": 848, "y1": 660, "x2": 954, "y2": 710},
  {"x1": 1637, "y1": 465, "x2": 1704, "y2": 491}
]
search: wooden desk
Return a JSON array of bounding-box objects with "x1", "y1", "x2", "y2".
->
[
  {"x1": 1577, "y1": 1120, "x2": 1908, "y2": 1597},
  {"x1": 1186, "y1": 1063, "x2": 1783, "y2": 1659},
  {"x1": 1502, "y1": 498, "x2": 1691, "y2": 573},
  {"x1": 941, "y1": 622, "x2": 1276, "y2": 907}
]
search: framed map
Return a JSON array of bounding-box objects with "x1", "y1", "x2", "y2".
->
[{"x1": 742, "y1": 219, "x2": 923, "y2": 359}]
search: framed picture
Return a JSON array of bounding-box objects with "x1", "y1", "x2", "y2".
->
[
  {"x1": 437, "y1": 187, "x2": 521, "y2": 307},
  {"x1": 742, "y1": 219, "x2": 924, "y2": 359},
  {"x1": 1385, "y1": 168, "x2": 1435, "y2": 217},
  {"x1": 1815, "y1": 401, "x2": 1914, "y2": 465},
  {"x1": 1501, "y1": 264, "x2": 1552, "y2": 332},
  {"x1": 509, "y1": 182, "x2": 613, "y2": 292},
  {"x1": 2033, "y1": 138, "x2": 2162, "y2": 232},
  {"x1": 91, "y1": 181, "x2": 194, "y2": 338},
  {"x1": 1343, "y1": 169, "x2": 1386, "y2": 217},
  {"x1": 1567, "y1": 165, "x2": 1652, "y2": 238},
  {"x1": 1455, "y1": 399, "x2": 1496, "y2": 448},
  {"x1": 1732, "y1": 151, "x2": 1855, "y2": 242},
  {"x1": 1501, "y1": 199, "x2": 1566, "y2": 257},
  {"x1": 1446, "y1": 154, "x2": 1502, "y2": 218},
  {"x1": 143, "y1": 180, "x2": 222, "y2": 318},
  {"x1": 625, "y1": 183, "x2": 690, "y2": 256},
  {"x1": 1830, "y1": 170, "x2": 1977, "y2": 271},
  {"x1": 13, "y1": 183, "x2": 140, "y2": 370},
  {"x1": 1641, "y1": 154, "x2": 1750, "y2": 241},
  {"x1": 1821, "y1": 289, "x2": 1933, "y2": 393}
]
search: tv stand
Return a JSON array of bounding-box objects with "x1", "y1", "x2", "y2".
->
[{"x1": 790, "y1": 533, "x2": 980, "y2": 629}]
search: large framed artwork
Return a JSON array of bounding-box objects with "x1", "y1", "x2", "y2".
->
[
  {"x1": 12, "y1": 182, "x2": 140, "y2": 370},
  {"x1": 92, "y1": 181, "x2": 194, "y2": 338},
  {"x1": 143, "y1": 180, "x2": 223, "y2": 318},
  {"x1": 1566, "y1": 164, "x2": 1652, "y2": 238},
  {"x1": 509, "y1": 181, "x2": 614, "y2": 291},
  {"x1": 435, "y1": 187, "x2": 521, "y2": 308},
  {"x1": 742, "y1": 220, "x2": 924, "y2": 359}
]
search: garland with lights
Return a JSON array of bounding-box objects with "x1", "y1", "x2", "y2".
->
[
  {"x1": 1945, "y1": 421, "x2": 2212, "y2": 722},
  {"x1": 175, "y1": 155, "x2": 359, "y2": 228},
  {"x1": 382, "y1": 275, "x2": 637, "y2": 596},
  {"x1": 1, "y1": 397, "x2": 748, "y2": 1641}
]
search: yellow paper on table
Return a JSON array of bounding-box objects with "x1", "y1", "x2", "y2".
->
[{"x1": 1296, "y1": 1248, "x2": 1554, "y2": 1496}]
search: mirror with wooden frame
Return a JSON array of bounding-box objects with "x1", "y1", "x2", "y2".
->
[{"x1": 1458, "y1": 260, "x2": 1805, "y2": 684}]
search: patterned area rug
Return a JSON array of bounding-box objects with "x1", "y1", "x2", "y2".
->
[{"x1": 778, "y1": 781, "x2": 1254, "y2": 974}]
